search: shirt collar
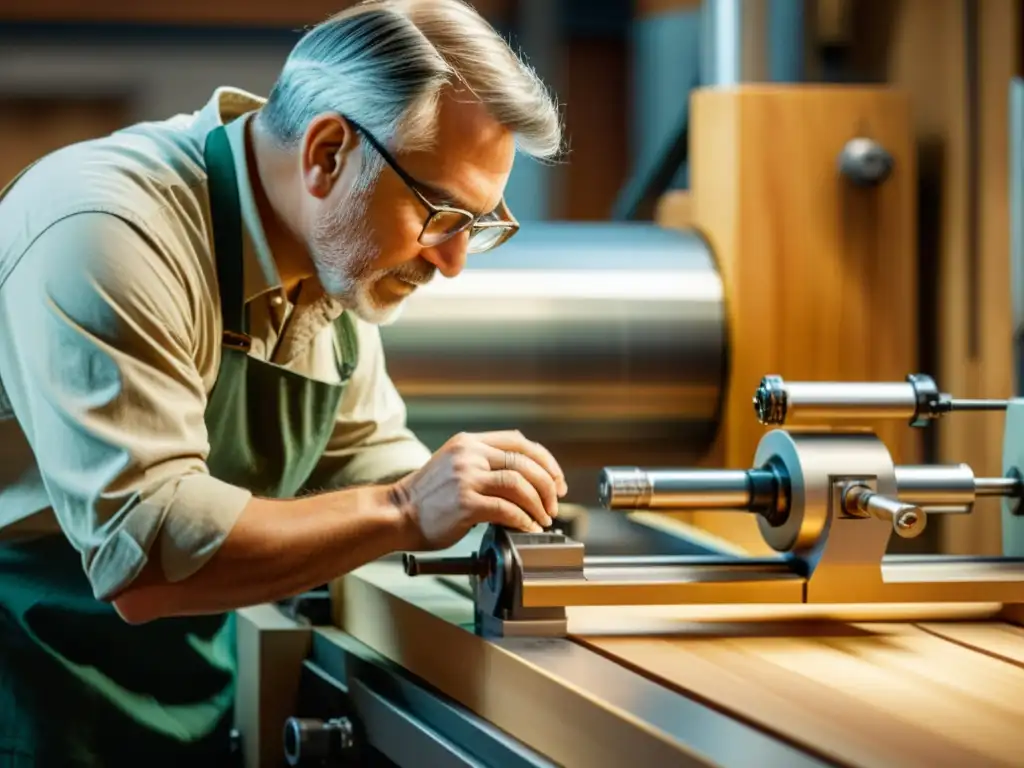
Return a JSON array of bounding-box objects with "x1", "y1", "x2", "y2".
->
[{"x1": 198, "y1": 86, "x2": 284, "y2": 304}]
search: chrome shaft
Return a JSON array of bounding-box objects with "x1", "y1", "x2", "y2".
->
[
  {"x1": 753, "y1": 373, "x2": 1008, "y2": 428},
  {"x1": 895, "y1": 464, "x2": 1024, "y2": 513},
  {"x1": 598, "y1": 467, "x2": 783, "y2": 511}
]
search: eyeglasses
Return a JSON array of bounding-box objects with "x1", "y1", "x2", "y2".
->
[{"x1": 347, "y1": 118, "x2": 519, "y2": 254}]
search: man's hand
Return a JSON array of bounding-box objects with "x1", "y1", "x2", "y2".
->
[{"x1": 388, "y1": 430, "x2": 568, "y2": 550}]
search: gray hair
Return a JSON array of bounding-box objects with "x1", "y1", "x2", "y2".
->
[{"x1": 258, "y1": 0, "x2": 563, "y2": 171}]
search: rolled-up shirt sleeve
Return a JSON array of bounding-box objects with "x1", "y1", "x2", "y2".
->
[
  {"x1": 303, "y1": 317, "x2": 431, "y2": 491},
  {"x1": 0, "y1": 211, "x2": 251, "y2": 601}
]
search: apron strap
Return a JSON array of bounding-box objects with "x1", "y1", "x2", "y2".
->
[
  {"x1": 333, "y1": 311, "x2": 360, "y2": 381},
  {"x1": 204, "y1": 125, "x2": 250, "y2": 352},
  {"x1": 205, "y1": 120, "x2": 359, "y2": 382}
]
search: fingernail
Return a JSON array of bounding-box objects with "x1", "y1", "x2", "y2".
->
[
  {"x1": 531, "y1": 522, "x2": 544, "y2": 533},
  {"x1": 558, "y1": 479, "x2": 568, "y2": 496},
  {"x1": 550, "y1": 505, "x2": 559, "y2": 518}
]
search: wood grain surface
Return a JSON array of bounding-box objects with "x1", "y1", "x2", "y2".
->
[{"x1": 580, "y1": 620, "x2": 1024, "y2": 767}]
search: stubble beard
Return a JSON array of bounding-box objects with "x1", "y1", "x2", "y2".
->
[
  {"x1": 308, "y1": 186, "x2": 437, "y2": 327},
  {"x1": 309, "y1": 187, "x2": 404, "y2": 326}
]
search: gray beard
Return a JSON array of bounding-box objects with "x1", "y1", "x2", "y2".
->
[
  {"x1": 309, "y1": 189, "x2": 402, "y2": 326},
  {"x1": 309, "y1": 187, "x2": 438, "y2": 326}
]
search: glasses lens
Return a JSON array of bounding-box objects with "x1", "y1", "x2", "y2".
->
[
  {"x1": 421, "y1": 210, "x2": 472, "y2": 246},
  {"x1": 468, "y1": 226, "x2": 512, "y2": 253}
]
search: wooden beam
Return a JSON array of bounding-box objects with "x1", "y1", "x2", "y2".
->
[
  {"x1": 635, "y1": 0, "x2": 702, "y2": 18},
  {"x1": 683, "y1": 85, "x2": 919, "y2": 554},
  {"x1": 559, "y1": 38, "x2": 629, "y2": 220},
  {"x1": 0, "y1": 0, "x2": 512, "y2": 26},
  {"x1": 849, "y1": 0, "x2": 1020, "y2": 555}
]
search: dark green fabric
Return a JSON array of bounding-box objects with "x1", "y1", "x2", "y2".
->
[{"x1": 0, "y1": 123, "x2": 357, "y2": 766}]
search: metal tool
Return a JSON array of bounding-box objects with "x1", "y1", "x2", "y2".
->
[
  {"x1": 403, "y1": 374, "x2": 1024, "y2": 637},
  {"x1": 753, "y1": 372, "x2": 1008, "y2": 427}
]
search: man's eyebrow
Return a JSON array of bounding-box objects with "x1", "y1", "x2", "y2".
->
[{"x1": 419, "y1": 182, "x2": 479, "y2": 215}]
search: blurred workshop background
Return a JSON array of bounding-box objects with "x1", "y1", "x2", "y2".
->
[{"x1": 0, "y1": 0, "x2": 1021, "y2": 559}]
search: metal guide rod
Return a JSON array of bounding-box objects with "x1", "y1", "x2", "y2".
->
[
  {"x1": 600, "y1": 464, "x2": 1024, "y2": 513},
  {"x1": 597, "y1": 467, "x2": 773, "y2": 510},
  {"x1": 753, "y1": 373, "x2": 1008, "y2": 427}
]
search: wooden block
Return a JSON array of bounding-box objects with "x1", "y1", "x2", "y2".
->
[
  {"x1": 816, "y1": 0, "x2": 854, "y2": 45},
  {"x1": 654, "y1": 190, "x2": 694, "y2": 230},
  {"x1": 688, "y1": 85, "x2": 919, "y2": 550},
  {"x1": 234, "y1": 605, "x2": 313, "y2": 768}
]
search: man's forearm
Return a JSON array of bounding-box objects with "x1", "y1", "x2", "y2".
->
[{"x1": 112, "y1": 484, "x2": 415, "y2": 624}]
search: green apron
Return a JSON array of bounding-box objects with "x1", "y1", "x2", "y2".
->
[{"x1": 0, "y1": 124, "x2": 358, "y2": 767}]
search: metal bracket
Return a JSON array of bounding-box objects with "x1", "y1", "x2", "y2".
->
[
  {"x1": 1002, "y1": 399, "x2": 1024, "y2": 554},
  {"x1": 473, "y1": 526, "x2": 585, "y2": 638}
]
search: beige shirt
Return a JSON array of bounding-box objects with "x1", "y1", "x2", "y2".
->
[{"x1": 0, "y1": 87, "x2": 432, "y2": 602}]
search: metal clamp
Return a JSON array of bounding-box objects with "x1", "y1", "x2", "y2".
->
[{"x1": 406, "y1": 527, "x2": 585, "y2": 638}]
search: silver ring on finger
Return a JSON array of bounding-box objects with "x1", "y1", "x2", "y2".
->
[{"x1": 504, "y1": 450, "x2": 518, "y2": 472}]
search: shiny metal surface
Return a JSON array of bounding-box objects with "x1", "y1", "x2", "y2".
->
[
  {"x1": 977, "y1": 476, "x2": 1023, "y2": 496},
  {"x1": 380, "y1": 223, "x2": 726, "y2": 504},
  {"x1": 1002, "y1": 400, "x2": 1024, "y2": 553},
  {"x1": 753, "y1": 374, "x2": 1007, "y2": 428},
  {"x1": 599, "y1": 467, "x2": 752, "y2": 510},
  {"x1": 755, "y1": 377, "x2": 920, "y2": 425},
  {"x1": 895, "y1": 464, "x2": 977, "y2": 510},
  {"x1": 894, "y1": 464, "x2": 1022, "y2": 517},
  {"x1": 598, "y1": 465, "x2": 788, "y2": 524},
  {"x1": 843, "y1": 483, "x2": 926, "y2": 539},
  {"x1": 521, "y1": 563, "x2": 803, "y2": 608}
]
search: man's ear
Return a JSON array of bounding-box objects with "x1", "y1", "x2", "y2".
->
[{"x1": 301, "y1": 114, "x2": 360, "y2": 199}]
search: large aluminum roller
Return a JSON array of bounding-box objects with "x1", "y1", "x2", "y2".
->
[{"x1": 380, "y1": 223, "x2": 727, "y2": 503}]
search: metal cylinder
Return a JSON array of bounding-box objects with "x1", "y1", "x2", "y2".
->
[
  {"x1": 895, "y1": 464, "x2": 977, "y2": 510},
  {"x1": 701, "y1": 0, "x2": 806, "y2": 86},
  {"x1": 597, "y1": 465, "x2": 788, "y2": 527},
  {"x1": 283, "y1": 718, "x2": 355, "y2": 766},
  {"x1": 976, "y1": 476, "x2": 1024, "y2": 497},
  {"x1": 382, "y1": 223, "x2": 726, "y2": 504},
  {"x1": 755, "y1": 377, "x2": 920, "y2": 425},
  {"x1": 894, "y1": 465, "x2": 1023, "y2": 514},
  {"x1": 600, "y1": 467, "x2": 753, "y2": 510}
]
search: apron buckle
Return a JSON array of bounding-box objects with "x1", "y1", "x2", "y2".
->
[{"x1": 222, "y1": 330, "x2": 252, "y2": 353}]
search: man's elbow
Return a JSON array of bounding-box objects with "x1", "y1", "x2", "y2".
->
[
  {"x1": 106, "y1": 559, "x2": 176, "y2": 624},
  {"x1": 111, "y1": 589, "x2": 159, "y2": 625}
]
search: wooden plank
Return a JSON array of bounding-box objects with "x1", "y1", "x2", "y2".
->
[
  {"x1": 0, "y1": 0, "x2": 512, "y2": 26},
  {"x1": 916, "y1": 621, "x2": 1024, "y2": 666},
  {"x1": 581, "y1": 620, "x2": 1024, "y2": 767},
  {"x1": 853, "y1": 0, "x2": 1019, "y2": 555},
  {"x1": 930, "y1": 0, "x2": 1018, "y2": 555},
  {"x1": 559, "y1": 38, "x2": 629, "y2": 220},
  {"x1": 635, "y1": 0, "x2": 702, "y2": 17},
  {"x1": 687, "y1": 86, "x2": 919, "y2": 553}
]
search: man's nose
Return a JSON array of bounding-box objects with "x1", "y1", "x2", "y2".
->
[{"x1": 420, "y1": 233, "x2": 468, "y2": 278}]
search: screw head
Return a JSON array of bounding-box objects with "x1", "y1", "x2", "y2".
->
[{"x1": 896, "y1": 510, "x2": 919, "y2": 529}]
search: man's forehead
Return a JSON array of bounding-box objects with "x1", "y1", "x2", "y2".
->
[{"x1": 397, "y1": 95, "x2": 515, "y2": 214}]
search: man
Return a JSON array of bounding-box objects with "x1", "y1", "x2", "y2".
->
[{"x1": 0, "y1": 1, "x2": 565, "y2": 765}]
